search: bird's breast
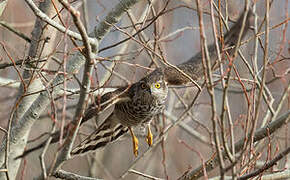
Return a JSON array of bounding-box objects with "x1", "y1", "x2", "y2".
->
[{"x1": 114, "y1": 96, "x2": 165, "y2": 127}]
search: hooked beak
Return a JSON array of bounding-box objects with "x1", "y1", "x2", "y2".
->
[{"x1": 147, "y1": 87, "x2": 152, "y2": 94}]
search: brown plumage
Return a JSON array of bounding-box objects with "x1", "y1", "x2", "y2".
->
[
  {"x1": 71, "y1": 70, "x2": 168, "y2": 156},
  {"x1": 17, "y1": 9, "x2": 253, "y2": 159}
]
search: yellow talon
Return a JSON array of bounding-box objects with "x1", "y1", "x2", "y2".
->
[
  {"x1": 132, "y1": 135, "x2": 139, "y2": 156},
  {"x1": 129, "y1": 127, "x2": 139, "y2": 157},
  {"x1": 146, "y1": 125, "x2": 153, "y2": 146}
]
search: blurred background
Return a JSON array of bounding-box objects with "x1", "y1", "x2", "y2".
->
[{"x1": 0, "y1": 0, "x2": 289, "y2": 179}]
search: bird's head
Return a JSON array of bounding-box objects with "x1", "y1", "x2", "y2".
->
[{"x1": 135, "y1": 70, "x2": 168, "y2": 100}]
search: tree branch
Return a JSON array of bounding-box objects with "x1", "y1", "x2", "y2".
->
[
  {"x1": 178, "y1": 110, "x2": 290, "y2": 180},
  {"x1": 0, "y1": 0, "x2": 142, "y2": 179}
]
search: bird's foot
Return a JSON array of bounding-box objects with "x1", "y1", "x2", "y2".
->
[
  {"x1": 132, "y1": 135, "x2": 139, "y2": 157},
  {"x1": 129, "y1": 127, "x2": 139, "y2": 157},
  {"x1": 146, "y1": 126, "x2": 153, "y2": 146}
]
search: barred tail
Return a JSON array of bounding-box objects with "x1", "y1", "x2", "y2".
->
[{"x1": 71, "y1": 113, "x2": 128, "y2": 155}]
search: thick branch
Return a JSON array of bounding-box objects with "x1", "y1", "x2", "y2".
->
[
  {"x1": 0, "y1": 1, "x2": 59, "y2": 179},
  {"x1": 0, "y1": 0, "x2": 142, "y2": 179},
  {"x1": 51, "y1": 0, "x2": 95, "y2": 172},
  {"x1": 24, "y1": 0, "x2": 98, "y2": 46}
]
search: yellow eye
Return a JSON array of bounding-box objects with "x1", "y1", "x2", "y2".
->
[
  {"x1": 141, "y1": 83, "x2": 147, "y2": 89},
  {"x1": 155, "y1": 83, "x2": 161, "y2": 89}
]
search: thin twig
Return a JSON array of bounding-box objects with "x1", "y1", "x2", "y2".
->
[
  {"x1": 0, "y1": 21, "x2": 31, "y2": 42},
  {"x1": 51, "y1": 0, "x2": 96, "y2": 172},
  {"x1": 121, "y1": 88, "x2": 202, "y2": 179},
  {"x1": 196, "y1": 0, "x2": 225, "y2": 179},
  {"x1": 53, "y1": 170, "x2": 101, "y2": 180},
  {"x1": 24, "y1": 0, "x2": 98, "y2": 46},
  {"x1": 128, "y1": 169, "x2": 163, "y2": 180},
  {"x1": 238, "y1": 146, "x2": 290, "y2": 180},
  {"x1": 178, "y1": 110, "x2": 290, "y2": 179}
]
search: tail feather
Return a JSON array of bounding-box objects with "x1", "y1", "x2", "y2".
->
[{"x1": 71, "y1": 113, "x2": 128, "y2": 155}]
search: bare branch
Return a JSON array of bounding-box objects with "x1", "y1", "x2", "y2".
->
[
  {"x1": 0, "y1": 0, "x2": 142, "y2": 179},
  {"x1": 24, "y1": 0, "x2": 98, "y2": 46},
  {"x1": 53, "y1": 170, "x2": 101, "y2": 180},
  {"x1": 178, "y1": 110, "x2": 290, "y2": 180}
]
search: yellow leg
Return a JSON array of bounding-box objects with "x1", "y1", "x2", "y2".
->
[
  {"x1": 146, "y1": 124, "x2": 153, "y2": 146},
  {"x1": 129, "y1": 127, "x2": 139, "y2": 157}
]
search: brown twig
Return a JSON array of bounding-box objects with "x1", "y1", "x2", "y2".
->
[
  {"x1": 178, "y1": 110, "x2": 290, "y2": 180},
  {"x1": 53, "y1": 169, "x2": 101, "y2": 180},
  {"x1": 238, "y1": 146, "x2": 290, "y2": 180},
  {"x1": 51, "y1": 0, "x2": 96, "y2": 173},
  {"x1": 121, "y1": 87, "x2": 203, "y2": 179},
  {"x1": 195, "y1": 1, "x2": 225, "y2": 179}
]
